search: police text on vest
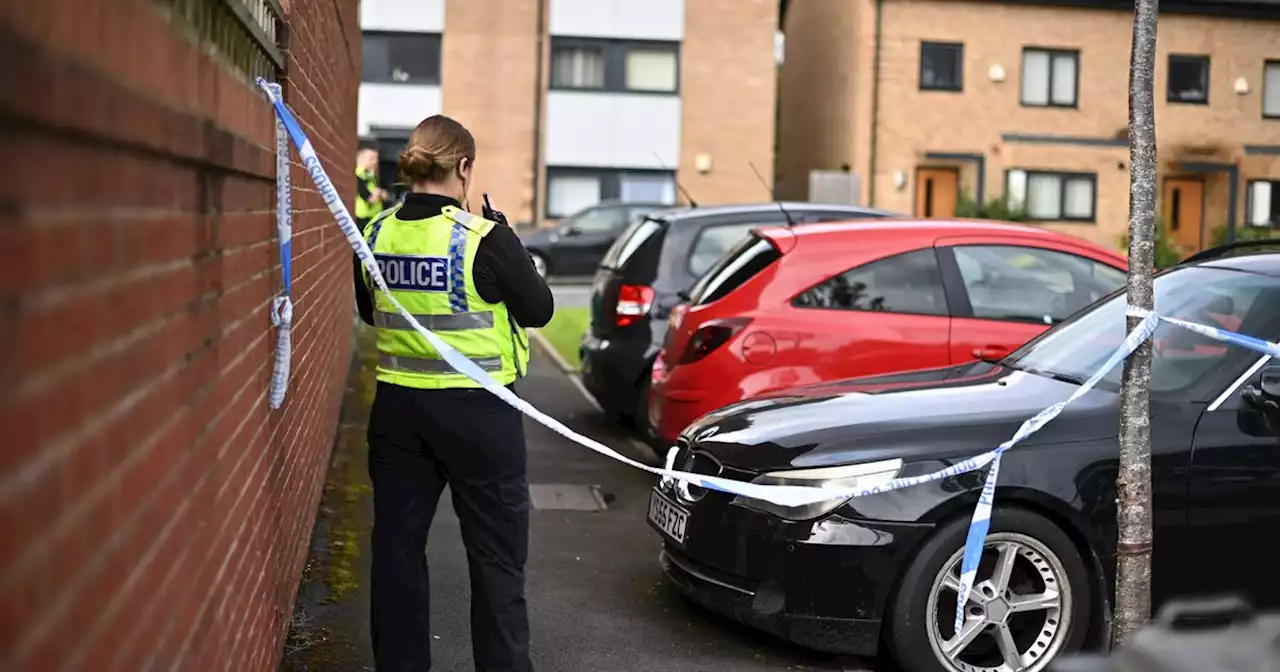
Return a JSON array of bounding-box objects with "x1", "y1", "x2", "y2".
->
[{"x1": 375, "y1": 254, "x2": 451, "y2": 292}]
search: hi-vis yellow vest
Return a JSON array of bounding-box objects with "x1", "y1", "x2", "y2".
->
[
  {"x1": 362, "y1": 205, "x2": 530, "y2": 389},
  {"x1": 355, "y1": 169, "x2": 383, "y2": 220}
]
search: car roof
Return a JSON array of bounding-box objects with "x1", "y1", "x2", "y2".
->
[
  {"x1": 754, "y1": 217, "x2": 1093, "y2": 242},
  {"x1": 654, "y1": 202, "x2": 899, "y2": 222},
  {"x1": 1193, "y1": 253, "x2": 1280, "y2": 277}
]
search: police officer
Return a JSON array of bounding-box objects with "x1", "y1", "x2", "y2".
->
[
  {"x1": 352, "y1": 115, "x2": 553, "y2": 672},
  {"x1": 355, "y1": 148, "x2": 389, "y2": 229}
]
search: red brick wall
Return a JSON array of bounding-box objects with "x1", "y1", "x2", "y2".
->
[{"x1": 0, "y1": 0, "x2": 359, "y2": 669}]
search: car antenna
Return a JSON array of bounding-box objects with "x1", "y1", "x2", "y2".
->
[
  {"x1": 652, "y1": 151, "x2": 698, "y2": 208},
  {"x1": 749, "y1": 160, "x2": 795, "y2": 227}
]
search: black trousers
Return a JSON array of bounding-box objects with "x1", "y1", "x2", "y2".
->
[{"x1": 367, "y1": 382, "x2": 533, "y2": 672}]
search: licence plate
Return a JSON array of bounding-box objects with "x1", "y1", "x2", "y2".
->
[{"x1": 648, "y1": 489, "x2": 689, "y2": 544}]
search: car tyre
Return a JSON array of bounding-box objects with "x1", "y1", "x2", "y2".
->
[
  {"x1": 885, "y1": 507, "x2": 1092, "y2": 672},
  {"x1": 530, "y1": 251, "x2": 548, "y2": 278}
]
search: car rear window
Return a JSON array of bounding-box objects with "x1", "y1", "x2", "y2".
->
[
  {"x1": 688, "y1": 234, "x2": 781, "y2": 306},
  {"x1": 601, "y1": 217, "x2": 664, "y2": 270}
]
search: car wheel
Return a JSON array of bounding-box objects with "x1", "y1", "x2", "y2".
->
[
  {"x1": 886, "y1": 508, "x2": 1091, "y2": 672},
  {"x1": 530, "y1": 251, "x2": 548, "y2": 278}
]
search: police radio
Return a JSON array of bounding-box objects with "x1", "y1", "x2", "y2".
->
[{"x1": 482, "y1": 193, "x2": 509, "y2": 228}]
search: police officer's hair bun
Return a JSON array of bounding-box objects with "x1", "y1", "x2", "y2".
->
[{"x1": 398, "y1": 115, "x2": 477, "y2": 185}]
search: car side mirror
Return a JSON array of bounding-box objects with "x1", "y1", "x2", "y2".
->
[
  {"x1": 1241, "y1": 365, "x2": 1280, "y2": 428},
  {"x1": 1260, "y1": 366, "x2": 1280, "y2": 398}
]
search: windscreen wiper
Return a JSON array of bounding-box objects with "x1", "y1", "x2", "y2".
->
[{"x1": 1028, "y1": 368, "x2": 1088, "y2": 386}]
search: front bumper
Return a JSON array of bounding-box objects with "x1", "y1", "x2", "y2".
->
[{"x1": 651, "y1": 487, "x2": 935, "y2": 657}]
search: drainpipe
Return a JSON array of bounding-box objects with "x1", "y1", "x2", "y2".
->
[
  {"x1": 867, "y1": 0, "x2": 883, "y2": 207},
  {"x1": 529, "y1": 0, "x2": 546, "y2": 227}
]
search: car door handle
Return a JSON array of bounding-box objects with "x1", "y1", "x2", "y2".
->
[{"x1": 972, "y1": 346, "x2": 1010, "y2": 360}]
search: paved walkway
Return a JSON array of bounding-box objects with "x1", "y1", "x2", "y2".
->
[{"x1": 282, "y1": 328, "x2": 870, "y2": 671}]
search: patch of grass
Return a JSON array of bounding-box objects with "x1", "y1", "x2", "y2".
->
[{"x1": 538, "y1": 307, "x2": 590, "y2": 370}]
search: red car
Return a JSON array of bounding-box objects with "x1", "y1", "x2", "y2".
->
[{"x1": 649, "y1": 219, "x2": 1129, "y2": 444}]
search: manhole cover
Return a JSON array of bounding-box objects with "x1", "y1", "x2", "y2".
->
[{"x1": 529, "y1": 484, "x2": 608, "y2": 511}]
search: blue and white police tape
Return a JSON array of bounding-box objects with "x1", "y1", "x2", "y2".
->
[
  {"x1": 266, "y1": 80, "x2": 294, "y2": 410},
  {"x1": 252, "y1": 77, "x2": 997, "y2": 507},
  {"x1": 253, "y1": 79, "x2": 1280, "y2": 636}
]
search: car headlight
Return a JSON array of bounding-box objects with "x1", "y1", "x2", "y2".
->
[{"x1": 732, "y1": 458, "x2": 904, "y2": 521}]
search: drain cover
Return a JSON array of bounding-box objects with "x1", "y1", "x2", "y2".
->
[{"x1": 529, "y1": 484, "x2": 608, "y2": 511}]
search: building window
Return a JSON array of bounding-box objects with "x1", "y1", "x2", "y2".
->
[
  {"x1": 1006, "y1": 170, "x2": 1096, "y2": 222},
  {"x1": 1167, "y1": 54, "x2": 1209, "y2": 104},
  {"x1": 549, "y1": 38, "x2": 680, "y2": 94},
  {"x1": 625, "y1": 49, "x2": 679, "y2": 92},
  {"x1": 1265, "y1": 61, "x2": 1280, "y2": 119},
  {"x1": 1248, "y1": 180, "x2": 1279, "y2": 227},
  {"x1": 362, "y1": 32, "x2": 441, "y2": 85},
  {"x1": 550, "y1": 46, "x2": 606, "y2": 89},
  {"x1": 546, "y1": 168, "x2": 677, "y2": 218},
  {"x1": 920, "y1": 42, "x2": 963, "y2": 91},
  {"x1": 1021, "y1": 48, "x2": 1078, "y2": 107}
]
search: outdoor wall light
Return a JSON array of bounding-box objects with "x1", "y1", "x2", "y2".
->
[
  {"x1": 893, "y1": 171, "x2": 908, "y2": 190},
  {"x1": 1234, "y1": 77, "x2": 1250, "y2": 95},
  {"x1": 695, "y1": 153, "x2": 713, "y2": 174},
  {"x1": 989, "y1": 64, "x2": 1007, "y2": 83}
]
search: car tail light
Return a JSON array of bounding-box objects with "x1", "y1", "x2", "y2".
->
[
  {"x1": 651, "y1": 353, "x2": 666, "y2": 383},
  {"x1": 678, "y1": 318, "x2": 751, "y2": 365},
  {"x1": 615, "y1": 284, "x2": 655, "y2": 327}
]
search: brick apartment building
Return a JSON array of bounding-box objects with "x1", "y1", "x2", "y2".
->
[
  {"x1": 778, "y1": 0, "x2": 1280, "y2": 254},
  {"x1": 357, "y1": 0, "x2": 781, "y2": 226},
  {"x1": 1, "y1": 0, "x2": 357, "y2": 669}
]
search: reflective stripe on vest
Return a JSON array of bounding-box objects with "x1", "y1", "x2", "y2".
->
[
  {"x1": 373, "y1": 310, "x2": 495, "y2": 331},
  {"x1": 380, "y1": 354, "x2": 503, "y2": 373}
]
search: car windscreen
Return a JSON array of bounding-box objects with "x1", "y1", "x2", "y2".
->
[
  {"x1": 1004, "y1": 265, "x2": 1280, "y2": 394},
  {"x1": 600, "y1": 217, "x2": 664, "y2": 270},
  {"x1": 688, "y1": 234, "x2": 781, "y2": 306}
]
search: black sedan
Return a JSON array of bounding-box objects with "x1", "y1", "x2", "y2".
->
[
  {"x1": 519, "y1": 201, "x2": 667, "y2": 277},
  {"x1": 648, "y1": 242, "x2": 1280, "y2": 672}
]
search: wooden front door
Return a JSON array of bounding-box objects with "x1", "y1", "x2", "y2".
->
[
  {"x1": 915, "y1": 167, "x2": 959, "y2": 218},
  {"x1": 1163, "y1": 178, "x2": 1205, "y2": 256}
]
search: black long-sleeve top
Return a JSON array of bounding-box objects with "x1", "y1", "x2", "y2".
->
[{"x1": 353, "y1": 193, "x2": 555, "y2": 329}]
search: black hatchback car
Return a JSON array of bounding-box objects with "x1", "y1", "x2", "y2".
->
[
  {"x1": 579, "y1": 203, "x2": 897, "y2": 432},
  {"x1": 518, "y1": 201, "x2": 667, "y2": 277},
  {"x1": 648, "y1": 242, "x2": 1280, "y2": 672}
]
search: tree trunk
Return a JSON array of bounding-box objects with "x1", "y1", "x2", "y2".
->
[{"x1": 1114, "y1": 0, "x2": 1160, "y2": 649}]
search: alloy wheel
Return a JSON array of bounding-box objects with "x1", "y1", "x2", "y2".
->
[
  {"x1": 530, "y1": 253, "x2": 547, "y2": 278},
  {"x1": 924, "y1": 532, "x2": 1073, "y2": 672}
]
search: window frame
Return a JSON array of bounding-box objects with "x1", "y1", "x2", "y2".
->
[
  {"x1": 1265, "y1": 60, "x2": 1280, "y2": 120},
  {"x1": 1020, "y1": 47, "x2": 1080, "y2": 109},
  {"x1": 548, "y1": 37, "x2": 681, "y2": 95},
  {"x1": 936, "y1": 243, "x2": 1128, "y2": 325},
  {"x1": 789, "y1": 247, "x2": 951, "y2": 318},
  {"x1": 545, "y1": 167, "x2": 677, "y2": 219},
  {"x1": 919, "y1": 41, "x2": 964, "y2": 92},
  {"x1": 1166, "y1": 53, "x2": 1210, "y2": 105},
  {"x1": 360, "y1": 31, "x2": 443, "y2": 85},
  {"x1": 1005, "y1": 169, "x2": 1098, "y2": 223}
]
